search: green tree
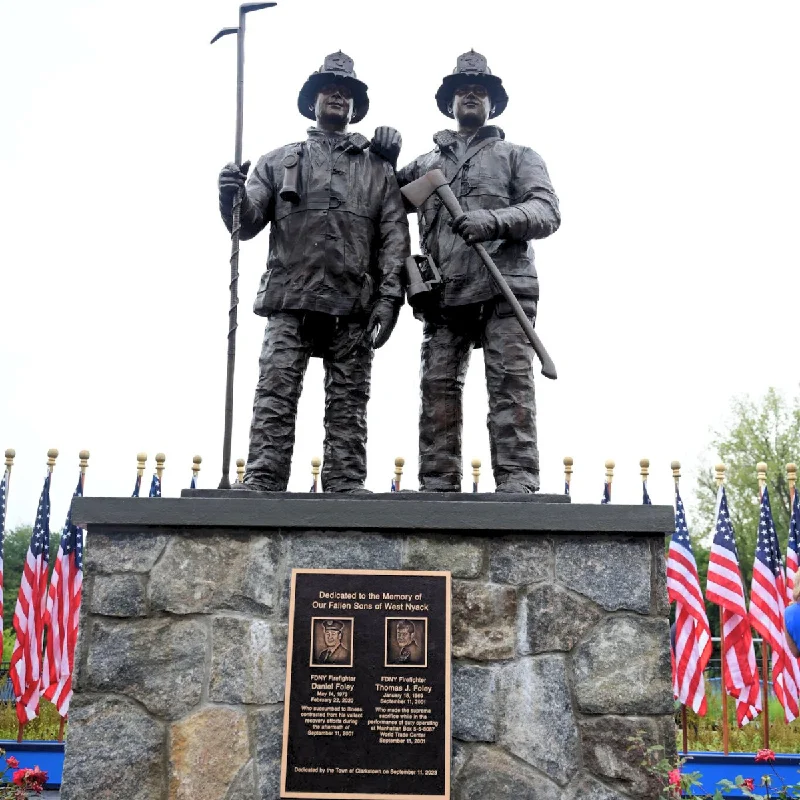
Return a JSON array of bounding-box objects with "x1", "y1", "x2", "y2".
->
[{"x1": 694, "y1": 387, "x2": 800, "y2": 599}]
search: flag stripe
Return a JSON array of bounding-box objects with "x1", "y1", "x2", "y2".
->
[{"x1": 668, "y1": 486, "x2": 710, "y2": 715}]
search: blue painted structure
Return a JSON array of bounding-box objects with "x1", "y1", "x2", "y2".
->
[
  {"x1": 0, "y1": 741, "x2": 64, "y2": 790},
  {"x1": 683, "y1": 752, "x2": 800, "y2": 797}
]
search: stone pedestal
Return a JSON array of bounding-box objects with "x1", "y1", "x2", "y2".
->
[{"x1": 64, "y1": 494, "x2": 675, "y2": 800}]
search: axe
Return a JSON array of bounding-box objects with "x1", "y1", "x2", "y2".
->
[{"x1": 401, "y1": 169, "x2": 557, "y2": 380}]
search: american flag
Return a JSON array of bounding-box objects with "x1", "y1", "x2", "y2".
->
[
  {"x1": 310, "y1": 479, "x2": 318, "y2": 493},
  {"x1": 0, "y1": 467, "x2": 8, "y2": 660},
  {"x1": 390, "y1": 478, "x2": 396, "y2": 492},
  {"x1": 190, "y1": 474, "x2": 197, "y2": 490},
  {"x1": 787, "y1": 489, "x2": 799, "y2": 603},
  {"x1": 42, "y1": 472, "x2": 84, "y2": 717},
  {"x1": 642, "y1": 481, "x2": 652, "y2": 505},
  {"x1": 601, "y1": 482, "x2": 610, "y2": 504},
  {"x1": 666, "y1": 485, "x2": 711, "y2": 714},
  {"x1": 706, "y1": 485, "x2": 761, "y2": 725},
  {"x1": 131, "y1": 473, "x2": 142, "y2": 498},
  {"x1": 748, "y1": 485, "x2": 800, "y2": 722},
  {"x1": 564, "y1": 479, "x2": 570, "y2": 496},
  {"x1": 10, "y1": 472, "x2": 52, "y2": 723},
  {"x1": 148, "y1": 474, "x2": 161, "y2": 498}
]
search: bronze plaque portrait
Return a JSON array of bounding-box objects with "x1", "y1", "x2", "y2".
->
[
  {"x1": 310, "y1": 618, "x2": 354, "y2": 667},
  {"x1": 385, "y1": 618, "x2": 427, "y2": 667}
]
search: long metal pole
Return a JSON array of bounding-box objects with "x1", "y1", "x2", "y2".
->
[
  {"x1": 757, "y1": 465, "x2": 770, "y2": 750},
  {"x1": 218, "y1": 14, "x2": 246, "y2": 490},
  {"x1": 715, "y1": 466, "x2": 730, "y2": 755},
  {"x1": 720, "y1": 622, "x2": 729, "y2": 754},
  {"x1": 212, "y1": 3, "x2": 276, "y2": 489}
]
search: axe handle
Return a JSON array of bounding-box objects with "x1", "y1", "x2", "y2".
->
[{"x1": 435, "y1": 186, "x2": 558, "y2": 380}]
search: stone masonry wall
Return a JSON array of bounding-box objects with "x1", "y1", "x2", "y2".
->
[{"x1": 61, "y1": 523, "x2": 674, "y2": 800}]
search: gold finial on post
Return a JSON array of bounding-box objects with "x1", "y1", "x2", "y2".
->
[
  {"x1": 563, "y1": 456, "x2": 573, "y2": 493},
  {"x1": 236, "y1": 458, "x2": 246, "y2": 484},
  {"x1": 47, "y1": 449, "x2": 59, "y2": 473},
  {"x1": 155, "y1": 452, "x2": 166, "y2": 482},
  {"x1": 605, "y1": 459, "x2": 615, "y2": 485},
  {"x1": 4, "y1": 449, "x2": 15, "y2": 472},
  {"x1": 757, "y1": 462, "x2": 767, "y2": 492},
  {"x1": 79, "y1": 450, "x2": 90, "y2": 475},
  {"x1": 394, "y1": 457, "x2": 405, "y2": 491},
  {"x1": 787, "y1": 463, "x2": 797, "y2": 502},
  {"x1": 640, "y1": 458, "x2": 650, "y2": 482},
  {"x1": 192, "y1": 455, "x2": 202, "y2": 480},
  {"x1": 715, "y1": 463, "x2": 726, "y2": 488},
  {"x1": 471, "y1": 458, "x2": 481, "y2": 492},
  {"x1": 311, "y1": 456, "x2": 321, "y2": 491},
  {"x1": 671, "y1": 460, "x2": 681, "y2": 486},
  {"x1": 136, "y1": 452, "x2": 148, "y2": 477}
]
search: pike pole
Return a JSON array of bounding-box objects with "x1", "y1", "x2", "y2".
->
[{"x1": 211, "y1": 2, "x2": 277, "y2": 489}]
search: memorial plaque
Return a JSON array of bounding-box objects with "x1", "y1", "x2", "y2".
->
[{"x1": 281, "y1": 569, "x2": 451, "y2": 800}]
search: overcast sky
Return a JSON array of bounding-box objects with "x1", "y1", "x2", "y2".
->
[{"x1": 2, "y1": 0, "x2": 799, "y2": 530}]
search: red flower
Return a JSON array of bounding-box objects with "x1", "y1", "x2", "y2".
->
[
  {"x1": 668, "y1": 768, "x2": 681, "y2": 787},
  {"x1": 742, "y1": 778, "x2": 755, "y2": 791},
  {"x1": 12, "y1": 768, "x2": 31, "y2": 786},
  {"x1": 10, "y1": 765, "x2": 47, "y2": 790},
  {"x1": 30, "y1": 765, "x2": 48, "y2": 785},
  {"x1": 755, "y1": 748, "x2": 776, "y2": 763},
  {"x1": 5, "y1": 756, "x2": 19, "y2": 768}
]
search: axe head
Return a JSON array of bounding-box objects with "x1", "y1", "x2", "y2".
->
[{"x1": 401, "y1": 169, "x2": 449, "y2": 208}]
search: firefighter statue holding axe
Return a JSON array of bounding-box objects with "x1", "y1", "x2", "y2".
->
[
  {"x1": 218, "y1": 52, "x2": 410, "y2": 492},
  {"x1": 373, "y1": 50, "x2": 561, "y2": 494}
]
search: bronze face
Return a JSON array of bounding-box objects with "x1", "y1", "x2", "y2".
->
[
  {"x1": 314, "y1": 82, "x2": 355, "y2": 128},
  {"x1": 451, "y1": 83, "x2": 492, "y2": 129},
  {"x1": 396, "y1": 622, "x2": 415, "y2": 647},
  {"x1": 324, "y1": 626, "x2": 343, "y2": 647}
]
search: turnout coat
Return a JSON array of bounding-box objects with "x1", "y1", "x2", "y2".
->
[
  {"x1": 396, "y1": 125, "x2": 560, "y2": 311},
  {"x1": 220, "y1": 128, "x2": 410, "y2": 318}
]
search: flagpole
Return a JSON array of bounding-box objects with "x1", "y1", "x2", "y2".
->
[
  {"x1": 18, "y1": 449, "x2": 59, "y2": 744},
  {"x1": 640, "y1": 458, "x2": 650, "y2": 503},
  {"x1": 788, "y1": 463, "x2": 797, "y2": 601},
  {"x1": 563, "y1": 456, "x2": 573, "y2": 496},
  {"x1": 605, "y1": 459, "x2": 615, "y2": 502},
  {"x1": 56, "y1": 450, "x2": 89, "y2": 742},
  {"x1": 135, "y1": 452, "x2": 147, "y2": 497},
  {"x1": 192, "y1": 455, "x2": 202, "y2": 487},
  {"x1": 156, "y1": 453, "x2": 166, "y2": 484},
  {"x1": 471, "y1": 459, "x2": 481, "y2": 494},
  {"x1": 2, "y1": 450, "x2": 15, "y2": 666},
  {"x1": 672, "y1": 459, "x2": 689, "y2": 754},
  {"x1": 757, "y1": 461, "x2": 770, "y2": 751},
  {"x1": 311, "y1": 457, "x2": 321, "y2": 493},
  {"x1": 236, "y1": 458, "x2": 246, "y2": 485},
  {"x1": 394, "y1": 457, "x2": 404, "y2": 492},
  {"x1": 715, "y1": 463, "x2": 730, "y2": 755}
]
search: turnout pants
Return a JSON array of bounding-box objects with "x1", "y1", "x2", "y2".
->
[
  {"x1": 418, "y1": 302, "x2": 539, "y2": 492},
  {"x1": 245, "y1": 311, "x2": 373, "y2": 492}
]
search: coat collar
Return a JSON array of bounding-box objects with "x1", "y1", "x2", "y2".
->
[
  {"x1": 433, "y1": 125, "x2": 505, "y2": 150},
  {"x1": 307, "y1": 127, "x2": 370, "y2": 153}
]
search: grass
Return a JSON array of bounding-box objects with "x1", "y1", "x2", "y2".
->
[
  {"x1": 679, "y1": 693, "x2": 799, "y2": 753},
  {"x1": 0, "y1": 701, "x2": 64, "y2": 742}
]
